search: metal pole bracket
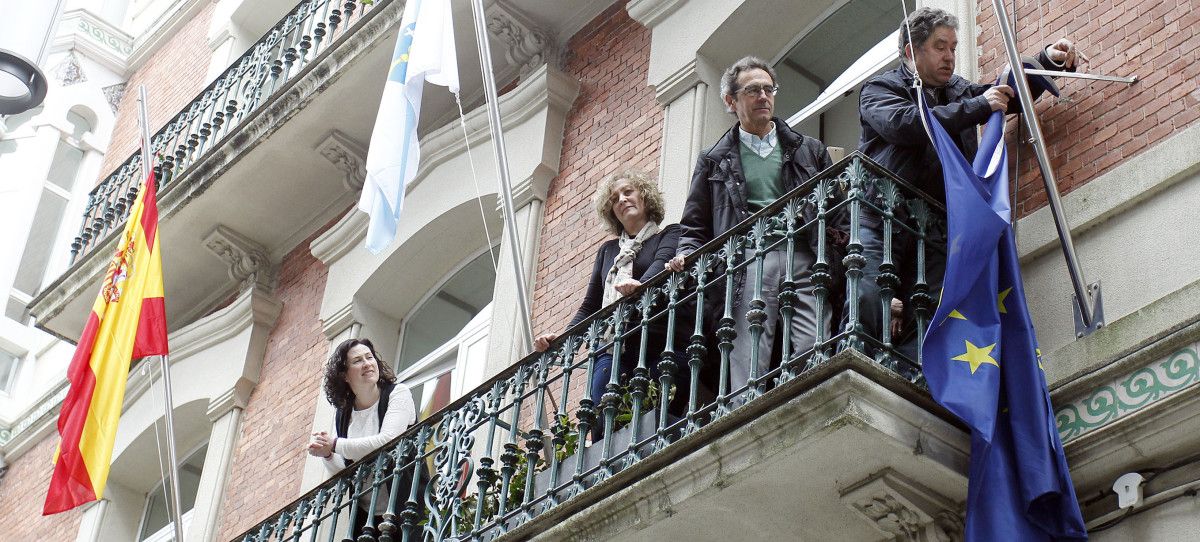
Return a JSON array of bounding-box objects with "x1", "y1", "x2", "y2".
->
[{"x1": 1073, "y1": 281, "x2": 1105, "y2": 338}]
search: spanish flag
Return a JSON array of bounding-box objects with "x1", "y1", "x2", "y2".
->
[{"x1": 44, "y1": 171, "x2": 169, "y2": 515}]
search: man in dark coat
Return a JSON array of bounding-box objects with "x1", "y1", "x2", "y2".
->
[
  {"x1": 668, "y1": 56, "x2": 832, "y2": 397},
  {"x1": 853, "y1": 6, "x2": 1079, "y2": 361}
]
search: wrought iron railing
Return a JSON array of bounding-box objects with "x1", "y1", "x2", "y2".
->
[
  {"x1": 69, "y1": 0, "x2": 384, "y2": 263},
  {"x1": 232, "y1": 154, "x2": 946, "y2": 542}
]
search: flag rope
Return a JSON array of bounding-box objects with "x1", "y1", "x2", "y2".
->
[{"x1": 455, "y1": 94, "x2": 499, "y2": 273}]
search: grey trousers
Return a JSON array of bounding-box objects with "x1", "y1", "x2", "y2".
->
[{"x1": 729, "y1": 246, "x2": 830, "y2": 393}]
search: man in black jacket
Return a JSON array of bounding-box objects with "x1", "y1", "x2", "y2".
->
[
  {"x1": 667, "y1": 56, "x2": 832, "y2": 397},
  {"x1": 853, "y1": 7, "x2": 1078, "y2": 361}
]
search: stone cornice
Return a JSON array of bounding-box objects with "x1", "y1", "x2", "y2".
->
[
  {"x1": 309, "y1": 207, "x2": 368, "y2": 266},
  {"x1": 653, "y1": 58, "x2": 703, "y2": 105},
  {"x1": 206, "y1": 379, "x2": 255, "y2": 421},
  {"x1": 627, "y1": 0, "x2": 687, "y2": 29},
  {"x1": 167, "y1": 285, "x2": 282, "y2": 363},
  {"x1": 411, "y1": 64, "x2": 579, "y2": 197},
  {"x1": 320, "y1": 301, "x2": 358, "y2": 341},
  {"x1": 0, "y1": 382, "x2": 69, "y2": 459},
  {"x1": 51, "y1": 9, "x2": 133, "y2": 75}
]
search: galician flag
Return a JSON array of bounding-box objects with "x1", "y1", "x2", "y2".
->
[
  {"x1": 359, "y1": 0, "x2": 459, "y2": 253},
  {"x1": 45, "y1": 170, "x2": 169, "y2": 515}
]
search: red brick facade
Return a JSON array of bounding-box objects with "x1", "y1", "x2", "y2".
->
[
  {"x1": 214, "y1": 230, "x2": 330, "y2": 541},
  {"x1": 0, "y1": 435, "x2": 84, "y2": 540},
  {"x1": 531, "y1": 2, "x2": 664, "y2": 337},
  {"x1": 977, "y1": 0, "x2": 1200, "y2": 216},
  {"x1": 97, "y1": 1, "x2": 217, "y2": 183}
]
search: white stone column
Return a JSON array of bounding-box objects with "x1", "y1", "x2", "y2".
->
[
  {"x1": 187, "y1": 385, "x2": 252, "y2": 542},
  {"x1": 484, "y1": 195, "x2": 545, "y2": 378}
]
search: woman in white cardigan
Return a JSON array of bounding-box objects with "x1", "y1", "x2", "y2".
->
[{"x1": 307, "y1": 338, "x2": 416, "y2": 538}]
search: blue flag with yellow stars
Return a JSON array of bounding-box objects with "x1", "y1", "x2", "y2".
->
[{"x1": 921, "y1": 105, "x2": 1087, "y2": 541}]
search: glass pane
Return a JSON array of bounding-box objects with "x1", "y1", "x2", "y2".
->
[
  {"x1": 398, "y1": 248, "x2": 498, "y2": 371},
  {"x1": 0, "y1": 351, "x2": 19, "y2": 393},
  {"x1": 775, "y1": 0, "x2": 915, "y2": 150},
  {"x1": 47, "y1": 140, "x2": 85, "y2": 190},
  {"x1": 138, "y1": 444, "x2": 208, "y2": 540},
  {"x1": 415, "y1": 371, "x2": 454, "y2": 421},
  {"x1": 12, "y1": 188, "x2": 68, "y2": 295}
]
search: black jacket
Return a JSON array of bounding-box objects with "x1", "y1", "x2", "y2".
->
[
  {"x1": 568, "y1": 224, "x2": 681, "y2": 328},
  {"x1": 677, "y1": 117, "x2": 831, "y2": 259},
  {"x1": 857, "y1": 48, "x2": 1068, "y2": 208}
]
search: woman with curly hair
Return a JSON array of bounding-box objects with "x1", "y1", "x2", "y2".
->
[
  {"x1": 533, "y1": 171, "x2": 681, "y2": 440},
  {"x1": 307, "y1": 337, "x2": 415, "y2": 536}
]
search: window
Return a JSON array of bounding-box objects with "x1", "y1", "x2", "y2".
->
[
  {"x1": 397, "y1": 247, "x2": 499, "y2": 372},
  {"x1": 776, "y1": 0, "x2": 915, "y2": 151},
  {"x1": 7, "y1": 112, "x2": 92, "y2": 320},
  {"x1": 0, "y1": 350, "x2": 19, "y2": 395},
  {"x1": 402, "y1": 304, "x2": 492, "y2": 420},
  {"x1": 137, "y1": 443, "x2": 207, "y2": 541}
]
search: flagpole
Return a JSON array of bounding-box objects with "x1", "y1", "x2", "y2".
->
[
  {"x1": 988, "y1": 0, "x2": 1101, "y2": 336},
  {"x1": 137, "y1": 86, "x2": 186, "y2": 542},
  {"x1": 468, "y1": 0, "x2": 534, "y2": 353}
]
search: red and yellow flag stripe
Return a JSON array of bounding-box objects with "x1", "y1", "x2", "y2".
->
[{"x1": 44, "y1": 171, "x2": 169, "y2": 515}]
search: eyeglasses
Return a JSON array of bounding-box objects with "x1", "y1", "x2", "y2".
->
[{"x1": 736, "y1": 84, "x2": 779, "y2": 97}]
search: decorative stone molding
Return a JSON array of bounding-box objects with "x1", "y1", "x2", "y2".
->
[
  {"x1": 486, "y1": 1, "x2": 559, "y2": 76},
  {"x1": 203, "y1": 225, "x2": 276, "y2": 293},
  {"x1": 1056, "y1": 340, "x2": 1200, "y2": 444},
  {"x1": 841, "y1": 469, "x2": 963, "y2": 542},
  {"x1": 315, "y1": 130, "x2": 366, "y2": 191},
  {"x1": 54, "y1": 51, "x2": 87, "y2": 86},
  {"x1": 101, "y1": 83, "x2": 126, "y2": 113}
]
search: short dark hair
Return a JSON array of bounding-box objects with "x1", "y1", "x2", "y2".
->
[
  {"x1": 323, "y1": 338, "x2": 397, "y2": 411},
  {"x1": 720, "y1": 56, "x2": 778, "y2": 108},
  {"x1": 898, "y1": 7, "x2": 958, "y2": 58}
]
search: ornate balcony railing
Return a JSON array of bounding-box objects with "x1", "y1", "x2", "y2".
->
[
  {"x1": 231, "y1": 154, "x2": 947, "y2": 542},
  {"x1": 69, "y1": 0, "x2": 385, "y2": 264}
]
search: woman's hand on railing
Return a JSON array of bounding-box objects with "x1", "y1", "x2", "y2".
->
[
  {"x1": 666, "y1": 254, "x2": 686, "y2": 273},
  {"x1": 533, "y1": 333, "x2": 559, "y2": 352},
  {"x1": 614, "y1": 278, "x2": 642, "y2": 296},
  {"x1": 307, "y1": 431, "x2": 336, "y2": 459}
]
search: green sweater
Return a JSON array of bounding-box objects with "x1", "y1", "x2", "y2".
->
[{"x1": 740, "y1": 142, "x2": 784, "y2": 212}]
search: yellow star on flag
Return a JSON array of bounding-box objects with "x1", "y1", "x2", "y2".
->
[
  {"x1": 998, "y1": 287, "x2": 1012, "y2": 314},
  {"x1": 952, "y1": 340, "x2": 999, "y2": 374},
  {"x1": 938, "y1": 288, "x2": 967, "y2": 320}
]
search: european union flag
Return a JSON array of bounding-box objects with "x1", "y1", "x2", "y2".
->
[{"x1": 922, "y1": 106, "x2": 1087, "y2": 541}]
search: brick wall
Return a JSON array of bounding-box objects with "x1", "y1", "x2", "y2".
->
[
  {"x1": 530, "y1": 2, "x2": 664, "y2": 338},
  {"x1": 214, "y1": 228, "x2": 331, "y2": 541},
  {"x1": 0, "y1": 435, "x2": 85, "y2": 540},
  {"x1": 977, "y1": 0, "x2": 1200, "y2": 216},
  {"x1": 97, "y1": 1, "x2": 217, "y2": 183}
]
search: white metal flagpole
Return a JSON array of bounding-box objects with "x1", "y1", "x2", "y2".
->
[
  {"x1": 468, "y1": 0, "x2": 535, "y2": 353},
  {"x1": 137, "y1": 86, "x2": 185, "y2": 542}
]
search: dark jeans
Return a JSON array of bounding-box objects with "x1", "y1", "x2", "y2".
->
[
  {"x1": 588, "y1": 349, "x2": 691, "y2": 442},
  {"x1": 842, "y1": 221, "x2": 947, "y2": 363}
]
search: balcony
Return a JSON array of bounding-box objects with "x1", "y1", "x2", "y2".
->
[
  {"x1": 232, "y1": 154, "x2": 973, "y2": 542},
  {"x1": 27, "y1": 0, "x2": 600, "y2": 342}
]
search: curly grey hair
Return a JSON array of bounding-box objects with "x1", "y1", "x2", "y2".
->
[
  {"x1": 898, "y1": 7, "x2": 959, "y2": 60},
  {"x1": 593, "y1": 170, "x2": 666, "y2": 236},
  {"x1": 720, "y1": 56, "x2": 778, "y2": 113}
]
